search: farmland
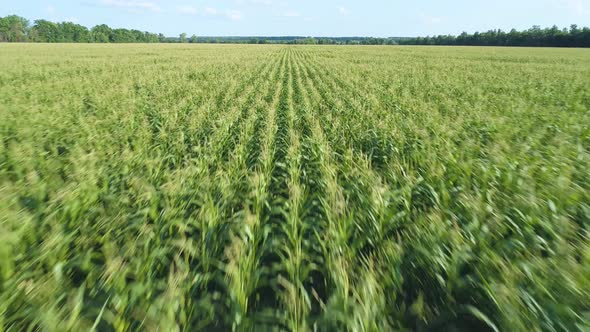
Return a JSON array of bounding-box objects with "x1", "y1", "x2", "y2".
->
[{"x1": 1, "y1": 44, "x2": 590, "y2": 331}]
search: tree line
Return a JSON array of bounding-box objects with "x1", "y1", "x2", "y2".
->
[
  {"x1": 0, "y1": 15, "x2": 163, "y2": 43},
  {"x1": 399, "y1": 25, "x2": 590, "y2": 47},
  {"x1": 2, "y1": 15, "x2": 589, "y2": 47},
  {"x1": 191, "y1": 36, "x2": 399, "y2": 45}
]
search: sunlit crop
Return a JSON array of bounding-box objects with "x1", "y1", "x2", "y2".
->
[{"x1": 1, "y1": 44, "x2": 589, "y2": 331}]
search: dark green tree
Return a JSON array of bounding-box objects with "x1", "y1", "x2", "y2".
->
[
  {"x1": 91, "y1": 24, "x2": 112, "y2": 43},
  {"x1": 57, "y1": 22, "x2": 90, "y2": 42},
  {"x1": 30, "y1": 19, "x2": 59, "y2": 42},
  {"x1": 0, "y1": 15, "x2": 29, "y2": 42}
]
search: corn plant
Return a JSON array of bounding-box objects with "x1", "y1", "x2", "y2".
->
[{"x1": 1, "y1": 44, "x2": 589, "y2": 331}]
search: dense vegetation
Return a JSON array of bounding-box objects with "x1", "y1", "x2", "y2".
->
[
  {"x1": 2, "y1": 15, "x2": 590, "y2": 47},
  {"x1": 0, "y1": 15, "x2": 162, "y2": 43},
  {"x1": 400, "y1": 25, "x2": 590, "y2": 47},
  {"x1": 1, "y1": 44, "x2": 590, "y2": 331}
]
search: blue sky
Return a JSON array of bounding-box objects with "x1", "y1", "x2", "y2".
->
[{"x1": 2, "y1": 0, "x2": 590, "y2": 37}]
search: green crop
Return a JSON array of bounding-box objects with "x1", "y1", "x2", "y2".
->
[{"x1": 1, "y1": 44, "x2": 589, "y2": 331}]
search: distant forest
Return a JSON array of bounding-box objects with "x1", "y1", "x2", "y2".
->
[
  {"x1": 1, "y1": 15, "x2": 589, "y2": 47},
  {"x1": 400, "y1": 25, "x2": 590, "y2": 47}
]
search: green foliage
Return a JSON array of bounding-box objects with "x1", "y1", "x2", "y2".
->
[
  {"x1": 0, "y1": 15, "x2": 161, "y2": 43},
  {"x1": 0, "y1": 15, "x2": 29, "y2": 42},
  {"x1": 0, "y1": 44, "x2": 589, "y2": 331},
  {"x1": 399, "y1": 25, "x2": 590, "y2": 47}
]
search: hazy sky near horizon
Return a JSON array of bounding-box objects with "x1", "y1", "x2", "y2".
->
[{"x1": 2, "y1": 0, "x2": 590, "y2": 37}]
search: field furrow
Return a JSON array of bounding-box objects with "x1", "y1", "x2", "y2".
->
[
  {"x1": 250, "y1": 48, "x2": 293, "y2": 327},
  {"x1": 290, "y1": 49, "x2": 331, "y2": 322}
]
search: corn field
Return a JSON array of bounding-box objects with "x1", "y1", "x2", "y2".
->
[{"x1": 1, "y1": 44, "x2": 590, "y2": 331}]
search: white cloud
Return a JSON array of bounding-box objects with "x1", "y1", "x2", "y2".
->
[
  {"x1": 178, "y1": 6, "x2": 239, "y2": 20},
  {"x1": 99, "y1": 0, "x2": 161, "y2": 13},
  {"x1": 236, "y1": 0, "x2": 273, "y2": 5},
  {"x1": 177, "y1": 6, "x2": 223, "y2": 17},
  {"x1": 205, "y1": 7, "x2": 218, "y2": 15},
  {"x1": 558, "y1": 0, "x2": 590, "y2": 15},
  {"x1": 226, "y1": 10, "x2": 244, "y2": 21},
  {"x1": 283, "y1": 10, "x2": 301, "y2": 17},
  {"x1": 428, "y1": 17, "x2": 442, "y2": 24},
  {"x1": 252, "y1": 0, "x2": 273, "y2": 4},
  {"x1": 418, "y1": 12, "x2": 443, "y2": 25},
  {"x1": 338, "y1": 6, "x2": 350, "y2": 16},
  {"x1": 47, "y1": 5, "x2": 56, "y2": 14},
  {"x1": 177, "y1": 5, "x2": 198, "y2": 14},
  {"x1": 64, "y1": 17, "x2": 80, "y2": 23}
]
